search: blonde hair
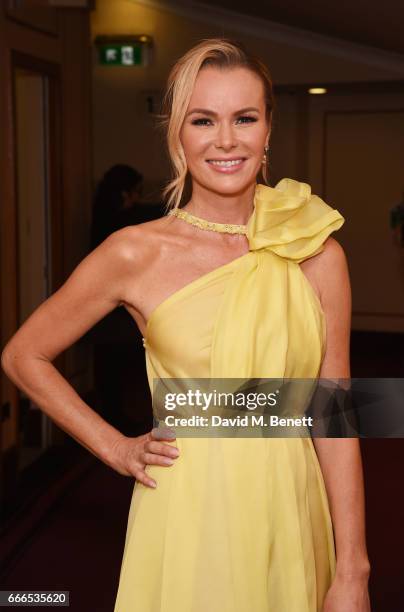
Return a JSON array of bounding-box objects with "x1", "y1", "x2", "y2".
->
[{"x1": 157, "y1": 38, "x2": 275, "y2": 211}]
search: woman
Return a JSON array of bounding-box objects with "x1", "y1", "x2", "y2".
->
[{"x1": 1, "y1": 39, "x2": 371, "y2": 611}]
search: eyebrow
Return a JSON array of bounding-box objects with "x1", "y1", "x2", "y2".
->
[{"x1": 186, "y1": 106, "x2": 260, "y2": 117}]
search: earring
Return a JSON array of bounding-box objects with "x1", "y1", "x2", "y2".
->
[{"x1": 262, "y1": 145, "x2": 269, "y2": 165}]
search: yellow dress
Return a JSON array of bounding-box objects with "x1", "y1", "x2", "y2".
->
[{"x1": 114, "y1": 178, "x2": 345, "y2": 612}]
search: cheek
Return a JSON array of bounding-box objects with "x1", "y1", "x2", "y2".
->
[
  {"x1": 180, "y1": 128, "x2": 194, "y2": 153},
  {"x1": 181, "y1": 129, "x2": 208, "y2": 161},
  {"x1": 244, "y1": 127, "x2": 266, "y2": 153}
]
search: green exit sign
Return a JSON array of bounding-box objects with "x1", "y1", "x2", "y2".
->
[{"x1": 99, "y1": 44, "x2": 142, "y2": 66}]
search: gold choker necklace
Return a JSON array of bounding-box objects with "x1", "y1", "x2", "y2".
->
[{"x1": 168, "y1": 207, "x2": 249, "y2": 235}]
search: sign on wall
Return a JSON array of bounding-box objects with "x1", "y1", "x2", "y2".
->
[
  {"x1": 99, "y1": 44, "x2": 142, "y2": 66},
  {"x1": 95, "y1": 35, "x2": 153, "y2": 67}
]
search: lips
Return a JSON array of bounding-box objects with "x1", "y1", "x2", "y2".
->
[
  {"x1": 205, "y1": 158, "x2": 248, "y2": 174},
  {"x1": 206, "y1": 158, "x2": 246, "y2": 167}
]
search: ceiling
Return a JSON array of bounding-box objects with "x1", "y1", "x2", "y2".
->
[{"x1": 200, "y1": 0, "x2": 404, "y2": 56}]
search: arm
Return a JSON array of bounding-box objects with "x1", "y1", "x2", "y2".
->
[
  {"x1": 310, "y1": 238, "x2": 370, "y2": 610},
  {"x1": 1, "y1": 230, "x2": 132, "y2": 469}
]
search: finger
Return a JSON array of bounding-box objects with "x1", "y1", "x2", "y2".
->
[
  {"x1": 134, "y1": 468, "x2": 157, "y2": 488},
  {"x1": 144, "y1": 440, "x2": 180, "y2": 457},
  {"x1": 141, "y1": 451, "x2": 176, "y2": 467}
]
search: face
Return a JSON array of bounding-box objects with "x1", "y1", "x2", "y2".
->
[{"x1": 180, "y1": 66, "x2": 270, "y2": 195}]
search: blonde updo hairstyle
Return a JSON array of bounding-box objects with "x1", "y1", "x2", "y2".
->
[{"x1": 158, "y1": 38, "x2": 275, "y2": 211}]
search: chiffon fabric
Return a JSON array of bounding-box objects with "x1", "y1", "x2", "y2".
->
[{"x1": 114, "y1": 178, "x2": 345, "y2": 612}]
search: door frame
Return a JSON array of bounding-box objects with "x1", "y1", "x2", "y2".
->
[{"x1": 0, "y1": 50, "x2": 65, "y2": 499}]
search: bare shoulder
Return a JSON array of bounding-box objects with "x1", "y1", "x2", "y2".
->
[
  {"x1": 300, "y1": 236, "x2": 350, "y2": 305},
  {"x1": 301, "y1": 236, "x2": 347, "y2": 273},
  {"x1": 96, "y1": 215, "x2": 173, "y2": 269},
  {"x1": 0, "y1": 216, "x2": 177, "y2": 362}
]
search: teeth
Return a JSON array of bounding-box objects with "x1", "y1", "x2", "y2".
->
[{"x1": 208, "y1": 159, "x2": 244, "y2": 167}]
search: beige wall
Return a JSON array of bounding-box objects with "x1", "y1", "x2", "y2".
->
[{"x1": 91, "y1": 0, "x2": 403, "y2": 196}]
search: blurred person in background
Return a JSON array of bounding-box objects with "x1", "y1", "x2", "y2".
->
[
  {"x1": 90, "y1": 164, "x2": 144, "y2": 249},
  {"x1": 87, "y1": 164, "x2": 163, "y2": 434}
]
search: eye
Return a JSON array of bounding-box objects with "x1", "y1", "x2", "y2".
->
[
  {"x1": 237, "y1": 116, "x2": 258, "y2": 124},
  {"x1": 191, "y1": 118, "x2": 212, "y2": 126},
  {"x1": 191, "y1": 115, "x2": 258, "y2": 126}
]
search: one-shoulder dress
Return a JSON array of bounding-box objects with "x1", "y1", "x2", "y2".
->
[{"x1": 113, "y1": 178, "x2": 345, "y2": 612}]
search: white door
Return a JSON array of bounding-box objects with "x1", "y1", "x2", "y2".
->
[
  {"x1": 14, "y1": 66, "x2": 53, "y2": 469},
  {"x1": 308, "y1": 91, "x2": 404, "y2": 332}
]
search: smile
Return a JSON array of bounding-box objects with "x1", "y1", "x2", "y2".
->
[
  {"x1": 207, "y1": 158, "x2": 244, "y2": 166},
  {"x1": 206, "y1": 158, "x2": 247, "y2": 173}
]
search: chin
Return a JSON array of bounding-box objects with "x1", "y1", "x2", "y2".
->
[
  {"x1": 205, "y1": 176, "x2": 256, "y2": 196},
  {"x1": 192, "y1": 170, "x2": 252, "y2": 193}
]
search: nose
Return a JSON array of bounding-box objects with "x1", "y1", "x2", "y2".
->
[{"x1": 214, "y1": 120, "x2": 238, "y2": 151}]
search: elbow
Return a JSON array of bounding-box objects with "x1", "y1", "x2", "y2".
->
[
  {"x1": 1, "y1": 344, "x2": 16, "y2": 378},
  {"x1": 1, "y1": 339, "x2": 27, "y2": 380},
  {"x1": 2, "y1": 340, "x2": 51, "y2": 381}
]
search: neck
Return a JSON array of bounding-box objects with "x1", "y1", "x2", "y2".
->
[{"x1": 183, "y1": 181, "x2": 256, "y2": 225}]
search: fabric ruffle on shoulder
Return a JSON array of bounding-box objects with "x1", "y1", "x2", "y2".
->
[{"x1": 247, "y1": 178, "x2": 345, "y2": 263}]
